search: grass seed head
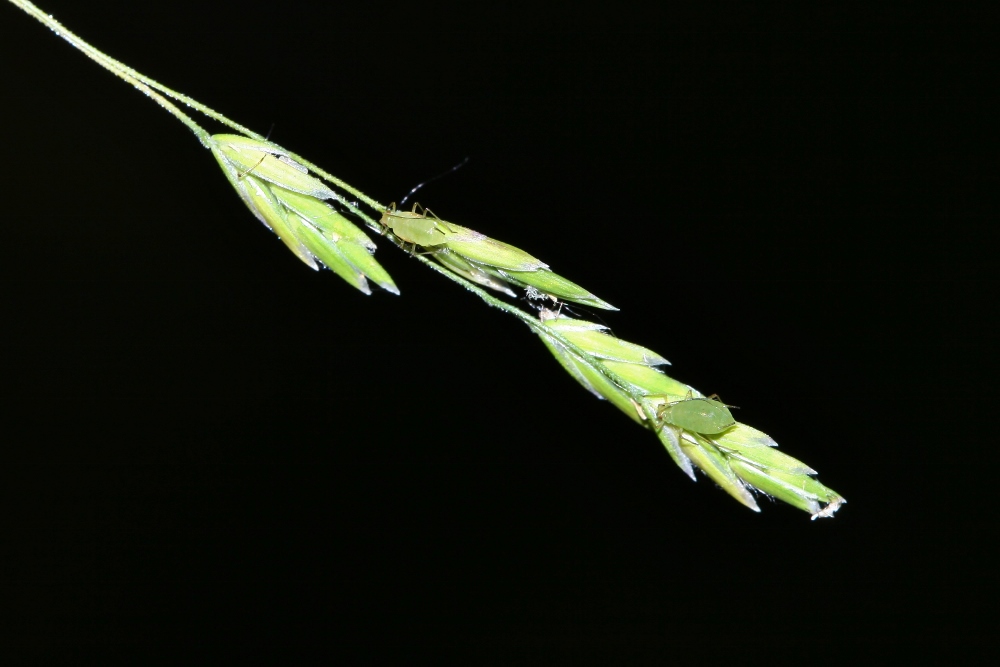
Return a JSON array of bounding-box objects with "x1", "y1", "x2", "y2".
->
[{"x1": 210, "y1": 134, "x2": 397, "y2": 295}]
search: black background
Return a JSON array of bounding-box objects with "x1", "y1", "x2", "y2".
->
[{"x1": 2, "y1": 0, "x2": 995, "y2": 662}]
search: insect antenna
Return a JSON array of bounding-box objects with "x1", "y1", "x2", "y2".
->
[
  {"x1": 562, "y1": 301, "x2": 616, "y2": 335},
  {"x1": 399, "y1": 157, "x2": 470, "y2": 206}
]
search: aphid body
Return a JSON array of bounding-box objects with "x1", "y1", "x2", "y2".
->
[
  {"x1": 657, "y1": 396, "x2": 735, "y2": 435},
  {"x1": 380, "y1": 203, "x2": 456, "y2": 247}
]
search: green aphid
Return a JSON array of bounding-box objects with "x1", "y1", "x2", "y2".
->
[
  {"x1": 380, "y1": 202, "x2": 457, "y2": 247},
  {"x1": 379, "y1": 203, "x2": 547, "y2": 271},
  {"x1": 657, "y1": 393, "x2": 736, "y2": 435}
]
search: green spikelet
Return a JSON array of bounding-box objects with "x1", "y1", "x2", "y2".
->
[{"x1": 211, "y1": 135, "x2": 397, "y2": 295}]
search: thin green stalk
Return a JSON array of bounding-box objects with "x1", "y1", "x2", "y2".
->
[
  {"x1": 8, "y1": 0, "x2": 212, "y2": 144},
  {"x1": 8, "y1": 0, "x2": 383, "y2": 211}
]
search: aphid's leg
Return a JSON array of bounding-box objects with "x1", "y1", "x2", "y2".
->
[
  {"x1": 406, "y1": 203, "x2": 445, "y2": 233},
  {"x1": 395, "y1": 237, "x2": 440, "y2": 258},
  {"x1": 704, "y1": 393, "x2": 738, "y2": 409},
  {"x1": 630, "y1": 398, "x2": 647, "y2": 422},
  {"x1": 393, "y1": 235, "x2": 420, "y2": 255},
  {"x1": 413, "y1": 247, "x2": 442, "y2": 258},
  {"x1": 538, "y1": 307, "x2": 559, "y2": 322},
  {"x1": 418, "y1": 205, "x2": 459, "y2": 234},
  {"x1": 237, "y1": 154, "x2": 267, "y2": 180},
  {"x1": 644, "y1": 394, "x2": 681, "y2": 431},
  {"x1": 647, "y1": 394, "x2": 707, "y2": 435},
  {"x1": 645, "y1": 393, "x2": 684, "y2": 407},
  {"x1": 653, "y1": 412, "x2": 667, "y2": 433},
  {"x1": 378, "y1": 202, "x2": 399, "y2": 236},
  {"x1": 682, "y1": 429, "x2": 715, "y2": 450}
]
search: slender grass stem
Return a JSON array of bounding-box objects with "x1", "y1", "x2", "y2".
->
[
  {"x1": 8, "y1": 0, "x2": 214, "y2": 144},
  {"x1": 8, "y1": 0, "x2": 384, "y2": 210}
]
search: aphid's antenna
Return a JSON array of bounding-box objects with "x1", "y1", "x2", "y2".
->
[
  {"x1": 562, "y1": 301, "x2": 607, "y2": 324},
  {"x1": 562, "y1": 301, "x2": 615, "y2": 334},
  {"x1": 704, "y1": 393, "x2": 739, "y2": 409},
  {"x1": 399, "y1": 157, "x2": 470, "y2": 206}
]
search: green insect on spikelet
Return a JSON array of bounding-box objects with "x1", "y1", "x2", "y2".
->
[
  {"x1": 379, "y1": 203, "x2": 460, "y2": 248},
  {"x1": 381, "y1": 203, "x2": 615, "y2": 309},
  {"x1": 657, "y1": 395, "x2": 736, "y2": 435},
  {"x1": 532, "y1": 311, "x2": 845, "y2": 517}
]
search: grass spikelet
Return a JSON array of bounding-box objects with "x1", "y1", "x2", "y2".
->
[
  {"x1": 211, "y1": 135, "x2": 397, "y2": 295},
  {"x1": 533, "y1": 312, "x2": 845, "y2": 517}
]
